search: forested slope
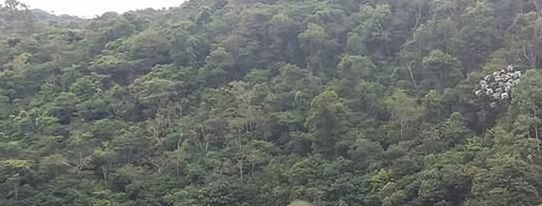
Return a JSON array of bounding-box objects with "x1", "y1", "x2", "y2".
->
[{"x1": 1, "y1": 0, "x2": 542, "y2": 205}]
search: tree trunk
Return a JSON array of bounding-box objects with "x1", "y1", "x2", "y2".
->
[
  {"x1": 533, "y1": 108, "x2": 540, "y2": 151},
  {"x1": 101, "y1": 166, "x2": 108, "y2": 181},
  {"x1": 536, "y1": 123, "x2": 540, "y2": 151},
  {"x1": 406, "y1": 64, "x2": 418, "y2": 87},
  {"x1": 237, "y1": 160, "x2": 244, "y2": 181},
  {"x1": 532, "y1": 0, "x2": 541, "y2": 17}
]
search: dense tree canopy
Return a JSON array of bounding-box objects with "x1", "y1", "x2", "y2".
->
[{"x1": 1, "y1": 0, "x2": 542, "y2": 205}]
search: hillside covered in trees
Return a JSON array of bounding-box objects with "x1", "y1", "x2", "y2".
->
[{"x1": 2, "y1": 0, "x2": 542, "y2": 205}]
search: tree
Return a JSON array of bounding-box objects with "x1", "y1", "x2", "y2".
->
[
  {"x1": 299, "y1": 23, "x2": 339, "y2": 77},
  {"x1": 451, "y1": 1, "x2": 500, "y2": 70},
  {"x1": 511, "y1": 70, "x2": 542, "y2": 144},
  {"x1": 167, "y1": 24, "x2": 210, "y2": 67},
  {"x1": 439, "y1": 112, "x2": 470, "y2": 147},
  {"x1": 268, "y1": 13, "x2": 303, "y2": 64},
  {"x1": 336, "y1": 55, "x2": 375, "y2": 97},
  {"x1": 419, "y1": 50, "x2": 463, "y2": 91},
  {"x1": 305, "y1": 90, "x2": 345, "y2": 156},
  {"x1": 199, "y1": 47, "x2": 235, "y2": 86},
  {"x1": 226, "y1": 80, "x2": 265, "y2": 181},
  {"x1": 347, "y1": 4, "x2": 392, "y2": 59},
  {"x1": 466, "y1": 155, "x2": 542, "y2": 206},
  {"x1": 0, "y1": 159, "x2": 31, "y2": 203},
  {"x1": 385, "y1": 90, "x2": 424, "y2": 140},
  {"x1": 129, "y1": 29, "x2": 172, "y2": 65},
  {"x1": 506, "y1": 12, "x2": 542, "y2": 68}
]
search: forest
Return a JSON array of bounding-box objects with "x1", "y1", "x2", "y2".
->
[{"x1": 1, "y1": 0, "x2": 542, "y2": 205}]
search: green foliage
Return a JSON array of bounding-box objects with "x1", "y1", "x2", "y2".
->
[
  {"x1": 306, "y1": 90, "x2": 345, "y2": 156},
  {"x1": 288, "y1": 200, "x2": 314, "y2": 206},
  {"x1": 385, "y1": 89, "x2": 424, "y2": 141},
  {"x1": 1, "y1": 159, "x2": 31, "y2": 169},
  {"x1": 0, "y1": 0, "x2": 541, "y2": 205},
  {"x1": 299, "y1": 23, "x2": 339, "y2": 76},
  {"x1": 420, "y1": 50, "x2": 463, "y2": 91}
]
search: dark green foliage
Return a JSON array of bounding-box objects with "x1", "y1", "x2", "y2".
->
[{"x1": 1, "y1": 0, "x2": 542, "y2": 205}]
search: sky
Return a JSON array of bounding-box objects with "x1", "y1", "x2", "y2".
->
[{"x1": 20, "y1": 0, "x2": 186, "y2": 18}]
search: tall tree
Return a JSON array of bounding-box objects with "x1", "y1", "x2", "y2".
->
[{"x1": 305, "y1": 90, "x2": 345, "y2": 156}]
